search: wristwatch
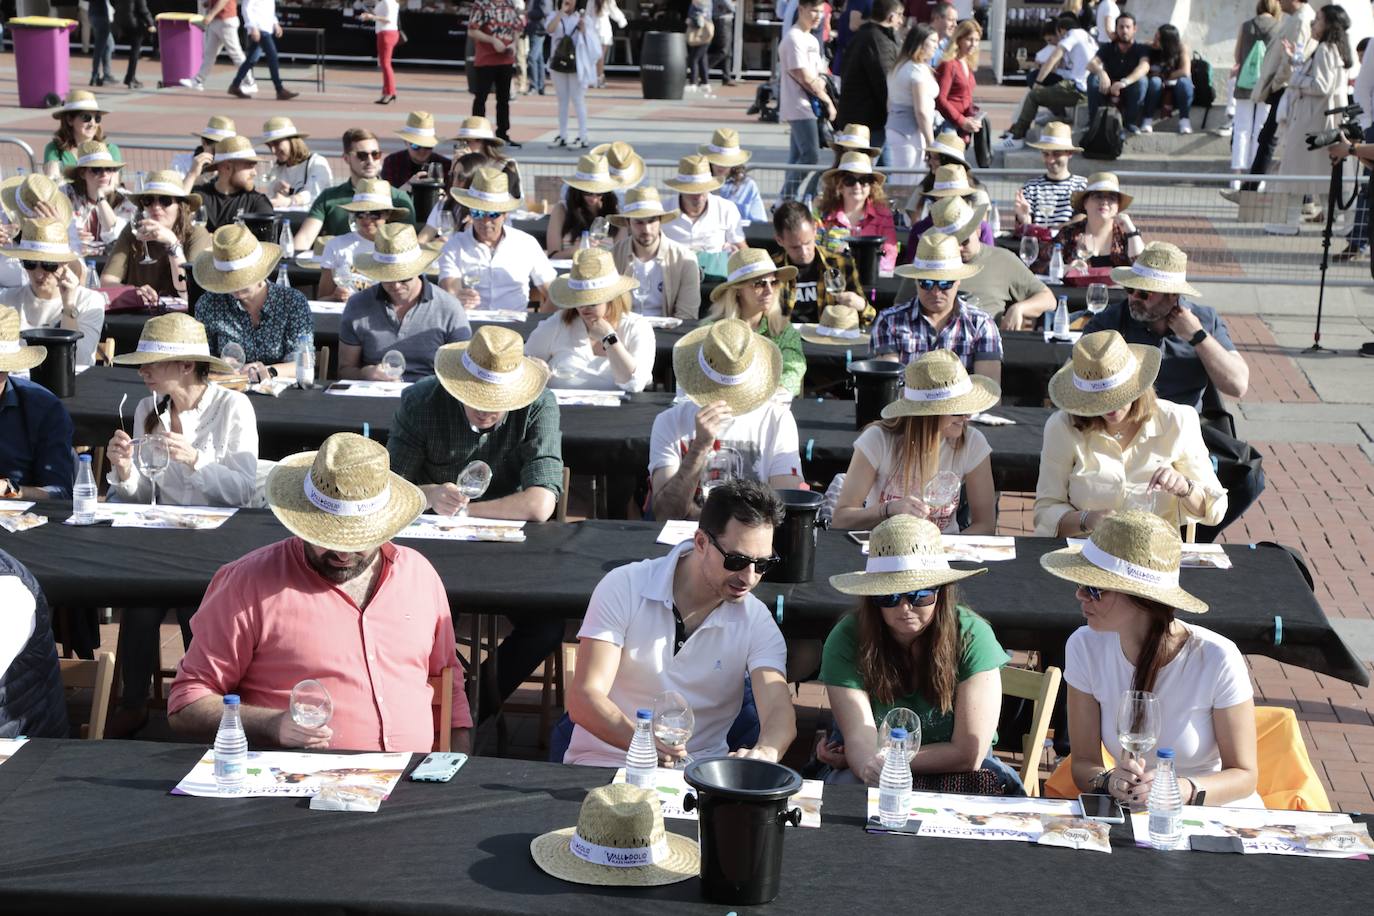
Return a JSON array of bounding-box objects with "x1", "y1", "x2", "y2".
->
[
  {"x1": 601, "y1": 332, "x2": 619, "y2": 348},
  {"x1": 1189, "y1": 329, "x2": 1209, "y2": 347}
]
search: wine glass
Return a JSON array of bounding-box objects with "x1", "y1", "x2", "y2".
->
[
  {"x1": 1121, "y1": 482, "x2": 1161, "y2": 515},
  {"x1": 588, "y1": 216, "x2": 609, "y2": 248},
  {"x1": 192, "y1": 204, "x2": 208, "y2": 231},
  {"x1": 380, "y1": 349, "x2": 406, "y2": 381},
  {"x1": 437, "y1": 206, "x2": 455, "y2": 237},
  {"x1": 1116, "y1": 690, "x2": 1160, "y2": 763},
  {"x1": 289, "y1": 679, "x2": 334, "y2": 728},
  {"x1": 133, "y1": 434, "x2": 170, "y2": 512},
  {"x1": 823, "y1": 266, "x2": 846, "y2": 296},
  {"x1": 1035, "y1": 202, "x2": 1055, "y2": 227},
  {"x1": 221, "y1": 342, "x2": 246, "y2": 373},
  {"x1": 454, "y1": 459, "x2": 492, "y2": 518},
  {"x1": 651, "y1": 690, "x2": 695, "y2": 769},
  {"x1": 878, "y1": 707, "x2": 922, "y2": 764},
  {"x1": 923, "y1": 470, "x2": 962, "y2": 529},
  {"x1": 136, "y1": 207, "x2": 156, "y2": 266},
  {"x1": 1018, "y1": 235, "x2": 1039, "y2": 270},
  {"x1": 1086, "y1": 283, "x2": 1110, "y2": 315}
]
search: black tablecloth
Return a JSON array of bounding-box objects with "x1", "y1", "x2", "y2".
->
[
  {"x1": 5, "y1": 506, "x2": 1364, "y2": 683},
  {"x1": 0, "y1": 740, "x2": 1369, "y2": 916}
]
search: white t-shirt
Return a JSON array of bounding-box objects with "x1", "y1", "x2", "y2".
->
[
  {"x1": 318, "y1": 231, "x2": 376, "y2": 274},
  {"x1": 779, "y1": 26, "x2": 825, "y2": 123},
  {"x1": 565, "y1": 541, "x2": 788, "y2": 766},
  {"x1": 373, "y1": 0, "x2": 399, "y2": 32},
  {"x1": 524, "y1": 310, "x2": 655, "y2": 392},
  {"x1": 0, "y1": 575, "x2": 37, "y2": 681},
  {"x1": 628, "y1": 253, "x2": 666, "y2": 316},
  {"x1": 1095, "y1": 0, "x2": 1120, "y2": 41},
  {"x1": 886, "y1": 59, "x2": 937, "y2": 141},
  {"x1": 0, "y1": 284, "x2": 106, "y2": 369},
  {"x1": 649, "y1": 397, "x2": 803, "y2": 497},
  {"x1": 1055, "y1": 28, "x2": 1098, "y2": 91},
  {"x1": 661, "y1": 194, "x2": 744, "y2": 253},
  {"x1": 1065, "y1": 622, "x2": 1262, "y2": 805},
  {"x1": 436, "y1": 225, "x2": 557, "y2": 310},
  {"x1": 853, "y1": 424, "x2": 991, "y2": 533}
]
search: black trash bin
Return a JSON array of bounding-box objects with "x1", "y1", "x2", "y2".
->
[
  {"x1": 845, "y1": 235, "x2": 885, "y2": 290},
  {"x1": 683, "y1": 757, "x2": 804, "y2": 906},
  {"x1": 847, "y1": 358, "x2": 903, "y2": 429},
  {"x1": 640, "y1": 31, "x2": 686, "y2": 101},
  {"x1": 21, "y1": 328, "x2": 82, "y2": 398},
  {"x1": 238, "y1": 213, "x2": 280, "y2": 244},
  {"x1": 765, "y1": 488, "x2": 823, "y2": 584}
]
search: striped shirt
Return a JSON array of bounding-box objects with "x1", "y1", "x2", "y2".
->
[
  {"x1": 1019, "y1": 174, "x2": 1088, "y2": 228},
  {"x1": 869, "y1": 296, "x2": 1003, "y2": 370}
]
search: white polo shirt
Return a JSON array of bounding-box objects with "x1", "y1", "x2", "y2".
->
[
  {"x1": 436, "y1": 224, "x2": 556, "y2": 310},
  {"x1": 662, "y1": 194, "x2": 744, "y2": 252},
  {"x1": 565, "y1": 541, "x2": 788, "y2": 766},
  {"x1": 649, "y1": 397, "x2": 803, "y2": 485}
]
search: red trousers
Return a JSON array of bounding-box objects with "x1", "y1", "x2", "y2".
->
[{"x1": 377, "y1": 30, "x2": 399, "y2": 96}]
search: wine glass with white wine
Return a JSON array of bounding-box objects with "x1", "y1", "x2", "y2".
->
[{"x1": 651, "y1": 690, "x2": 695, "y2": 769}]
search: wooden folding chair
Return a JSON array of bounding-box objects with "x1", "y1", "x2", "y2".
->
[
  {"x1": 1000, "y1": 664, "x2": 1062, "y2": 797},
  {"x1": 429, "y1": 666, "x2": 455, "y2": 752},
  {"x1": 60, "y1": 650, "x2": 115, "y2": 740}
]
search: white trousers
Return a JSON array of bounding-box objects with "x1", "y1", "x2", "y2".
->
[
  {"x1": 552, "y1": 70, "x2": 588, "y2": 142},
  {"x1": 1231, "y1": 98, "x2": 1271, "y2": 172}
]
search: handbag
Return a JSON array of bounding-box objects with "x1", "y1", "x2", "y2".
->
[{"x1": 550, "y1": 18, "x2": 578, "y2": 73}]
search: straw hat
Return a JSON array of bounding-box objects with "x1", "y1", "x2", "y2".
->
[
  {"x1": 672, "y1": 317, "x2": 783, "y2": 415},
  {"x1": 112, "y1": 313, "x2": 233, "y2": 373},
  {"x1": 0, "y1": 217, "x2": 79, "y2": 264},
  {"x1": 1071, "y1": 172, "x2": 1133, "y2": 214},
  {"x1": 61, "y1": 140, "x2": 125, "y2": 181},
  {"x1": 608, "y1": 187, "x2": 679, "y2": 226},
  {"x1": 1040, "y1": 510, "x2": 1208, "y2": 613},
  {"x1": 212, "y1": 135, "x2": 263, "y2": 164},
  {"x1": 51, "y1": 90, "x2": 108, "y2": 120},
  {"x1": 1025, "y1": 121, "x2": 1083, "y2": 153},
  {"x1": 548, "y1": 248, "x2": 638, "y2": 309},
  {"x1": 337, "y1": 178, "x2": 408, "y2": 220},
  {"x1": 929, "y1": 130, "x2": 968, "y2": 165},
  {"x1": 831, "y1": 123, "x2": 881, "y2": 157},
  {"x1": 881, "y1": 349, "x2": 1000, "y2": 419},
  {"x1": 449, "y1": 167, "x2": 520, "y2": 213},
  {"x1": 798, "y1": 305, "x2": 865, "y2": 346},
  {"x1": 563, "y1": 154, "x2": 621, "y2": 195},
  {"x1": 259, "y1": 116, "x2": 307, "y2": 143},
  {"x1": 1109, "y1": 242, "x2": 1201, "y2": 297},
  {"x1": 351, "y1": 223, "x2": 440, "y2": 283},
  {"x1": 434, "y1": 325, "x2": 550, "y2": 412},
  {"x1": 266, "y1": 432, "x2": 426, "y2": 554},
  {"x1": 591, "y1": 140, "x2": 645, "y2": 188},
  {"x1": 822, "y1": 151, "x2": 886, "y2": 188},
  {"x1": 130, "y1": 169, "x2": 203, "y2": 212},
  {"x1": 894, "y1": 232, "x2": 982, "y2": 282},
  {"x1": 923, "y1": 163, "x2": 974, "y2": 200},
  {"x1": 530, "y1": 783, "x2": 699, "y2": 887},
  {"x1": 447, "y1": 115, "x2": 503, "y2": 146},
  {"x1": 662, "y1": 154, "x2": 722, "y2": 194},
  {"x1": 195, "y1": 115, "x2": 238, "y2": 142},
  {"x1": 698, "y1": 127, "x2": 752, "y2": 167},
  {"x1": 708, "y1": 247, "x2": 797, "y2": 304},
  {"x1": 191, "y1": 224, "x2": 283, "y2": 294},
  {"x1": 0, "y1": 174, "x2": 73, "y2": 225},
  {"x1": 395, "y1": 110, "x2": 440, "y2": 148},
  {"x1": 1047, "y1": 330, "x2": 1162, "y2": 417},
  {"x1": 927, "y1": 195, "x2": 989, "y2": 244},
  {"x1": 830, "y1": 515, "x2": 987, "y2": 595},
  {"x1": 0, "y1": 306, "x2": 48, "y2": 373}
]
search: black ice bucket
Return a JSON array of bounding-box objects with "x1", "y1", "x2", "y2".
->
[
  {"x1": 410, "y1": 179, "x2": 444, "y2": 228},
  {"x1": 683, "y1": 757, "x2": 804, "y2": 906},
  {"x1": 845, "y1": 234, "x2": 886, "y2": 290},
  {"x1": 20, "y1": 328, "x2": 82, "y2": 398},
  {"x1": 764, "y1": 488, "x2": 824, "y2": 584},
  {"x1": 847, "y1": 358, "x2": 903, "y2": 429},
  {"x1": 238, "y1": 213, "x2": 280, "y2": 243}
]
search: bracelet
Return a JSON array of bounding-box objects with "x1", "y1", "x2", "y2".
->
[
  {"x1": 1184, "y1": 479, "x2": 1194, "y2": 499},
  {"x1": 1184, "y1": 777, "x2": 1198, "y2": 805},
  {"x1": 1079, "y1": 510, "x2": 1090, "y2": 532},
  {"x1": 1123, "y1": 230, "x2": 1141, "y2": 239},
  {"x1": 1091, "y1": 767, "x2": 1114, "y2": 793}
]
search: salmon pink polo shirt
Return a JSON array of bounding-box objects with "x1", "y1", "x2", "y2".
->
[{"x1": 168, "y1": 537, "x2": 471, "y2": 752}]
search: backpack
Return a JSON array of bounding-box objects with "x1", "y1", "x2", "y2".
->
[
  {"x1": 1081, "y1": 106, "x2": 1124, "y2": 160},
  {"x1": 1191, "y1": 52, "x2": 1216, "y2": 111},
  {"x1": 1237, "y1": 39, "x2": 1266, "y2": 91}
]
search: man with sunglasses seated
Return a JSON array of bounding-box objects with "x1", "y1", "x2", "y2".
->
[
  {"x1": 198, "y1": 137, "x2": 276, "y2": 232},
  {"x1": 874, "y1": 232, "x2": 1003, "y2": 385},
  {"x1": 560, "y1": 478, "x2": 797, "y2": 767},
  {"x1": 381, "y1": 112, "x2": 452, "y2": 191},
  {"x1": 437, "y1": 168, "x2": 554, "y2": 311},
  {"x1": 294, "y1": 128, "x2": 417, "y2": 254}
]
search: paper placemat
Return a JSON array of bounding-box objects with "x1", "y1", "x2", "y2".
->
[
  {"x1": 866, "y1": 789, "x2": 1108, "y2": 852},
  {"x1": 1128, "y1": 805, "x2": 1367, "y2": 857},
  {"x1": 0, "y1": 737, "x2": 28, "y2": 767},
  {"x1": 552, "y1": 389, "x2": 627, "y2": 407},
  {"x1": 613, "y1": 767, "x2": 824, "y2": 828},
  {"x1": 466, "y1": 309, "x2": 530, "y2": 324},
  {"x1": 309, "y1": 300, "x2": 347, "y2": 314},
  {"x1": 325, "y1": 380, "x2": 411, "y2": 398},
  {"x1": 62, "y1": 504, "x2": 237, "y2": 530},
  {"x1": 172, "y1": 750, "x2": 411, "y2": 799},
  {"x1": 395, "y1": 515, "x2": 526, "y2": 542},
  {"x1": 656, "y1": 519, "x2": 697, "y2": 545}
]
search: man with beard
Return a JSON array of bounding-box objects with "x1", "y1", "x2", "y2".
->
[
  {"x1": 609, "y1": 187, "x2": 701, "y2": 320},
  {"x1": 167, "y1": 433, "x2": 472, "y2": 753},
  {"x1": 197, "y1": 136, "x2": 275, "y2": 231}
]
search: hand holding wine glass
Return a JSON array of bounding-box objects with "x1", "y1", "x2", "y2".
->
[
  {"x1": 651, "y1": 690, "x2": 695, "y2": 768},
  {"x1": 1116, "y1": 690, "x2": 1160, "y2": 762},
  {"x1": 823, "y1": 266, "x2": 846, "y2": 296},
  {"x1": 221, "y1": 342, "x2": 246, "y2": 374},
  {"x1": 454, "y1": 460, "x2": 492, "y2": 518},
  {"x1": 133, "y1": 434, "x2": 171, "y2": 512},
  {"x1": 380, "y1": 349, "x2": 406, "y2": 382},
  {"x1": 136, "y1": 207, "x2": 157, "y2": 266},
  {"x1": 290, "y1": 679, "x2": 334, "y2": 728}
]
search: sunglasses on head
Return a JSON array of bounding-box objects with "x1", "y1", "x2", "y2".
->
[
  {"x1": 354, "y1": 149, "x2": 383, "y2": 160},
  {"x1": 841, "y1": 174, "x2": 875, "y2": 187},
  {"x1": 917, "y1": 278, "x2": 957, "y2": 291},
  {"x1": 74, "y1": 112, "x2": 102, "y2": 124},
  {"x1": 21, "y1": 260, "x2": 61, "y2": 273},
  {"x1": 706, "y1": 530, "x2": 780, "y2": 575},
  {"x1": 140, "y1": 195, "x2": 178, "y2": 208},
  {"x1": 875, "y1": 588, "x2": 939, "y2": 609},
  {"x1": 469, "y1": 209, "x2": 504, "y2": 221}
]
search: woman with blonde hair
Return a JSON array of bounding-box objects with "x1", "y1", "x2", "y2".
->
[
  {"x1": 706, "y1": 247, "x2": 805, "y2": 396},
  {"x1": 814, "y1": 152, "x2": 898, "y2": 272},
  {"x1": 935, "y1": 19, "x2": 984, "y2": 141}
]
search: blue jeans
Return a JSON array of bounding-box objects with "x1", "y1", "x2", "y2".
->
[
  {"x1": 1144, "y1": 75, "x2": 1195, "y2": 121},
  {"x1": 233, "y1": 29, "x2": 283, "y2": 92},
  {"x1": 89, "y1": 9, "x2": 114, "y2": 80},
  {"x1": 1087, "y1": 78, "x2": 1148, "y2": 130},
  {"x1": 783, "y1": 117, "x2": 820, "y2": 202},
  {"x1": 1346, "y1": 124, "x2": 1374, "y2": 249},
  {"x1": 527, "y1": 33, "x2": 546, "y2": 94}
]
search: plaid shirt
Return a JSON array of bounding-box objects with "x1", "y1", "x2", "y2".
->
[
  {"x1": 773, "y1": 246, "x2": 876, "y2": 328},
  {"x1": 387, "y1": 381, "x2": 565, "y2": 502},
  {"x1": 869, "y1": 296, "x2": 1004, "y2": 369}
]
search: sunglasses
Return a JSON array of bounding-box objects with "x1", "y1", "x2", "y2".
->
[
  {"x1": 140, "y1": 195, "x2": 178, "y2": 208},
  {"x1": 469, "y1": 209, "x2": 504, "y2": 221},
  {"x1": 841, "y1": 174, "x2": 875, "y2": 187},
  {"x1": 74, "y1": 113, "x2": 102, "y2": 124},
  {"x1": 21, "y1": 260, "x2": 61, "y2": 273},
  {"x1": 875, "y1": 589, "x2": 939, "y2": 609},
  {"x1": 1082, "y1": 585, "x2": 1104, "y2": 602},
  {"x1": 353, "y1": 149, "x2": 384, "y2": 160},
  {"x1": 354, "y1": 210, "x2": 386, "y2": 220},
  {"x1": 86, "y1": 166, "x2": 120, "y2": 175},
  {"x1": 751, "y1": 276, "x2": 780, "y2": 292},
  {"x1": 407, "y1": 143, "x2": 429, "y2": 151},
  {"x1": 917, "y1": 278, "x2": 957, "y2": 291},
  {"x1": 706, "y1": 530, "x2": 780, "y2": 575}
]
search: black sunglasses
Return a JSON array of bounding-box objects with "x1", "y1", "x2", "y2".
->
[
  {"x1": 1082, "y1": 585, "x2": 1104, "y2": 601},
  {"x1": 841, "y1": 174, "x2": 875, "y2": 187},
  {"x1": 74, "y1": 112, "x2": 102, "y2": 124},
  {"x1": 140, "y1": 195, "x2": 178, "y2": 208},
  {"x1": 875, "y1": 589, "x2": 939, "y2": 609},
  {"x1": 407, "y1": 143, "x2": 429, "y2": 151},
  {"x1": 353, "y1": 210, "x2": 386, "y2": 219},
  {"x1": 706, "y1": 530, "x2": 780, "y2": 575},
  {"x1": 20, "y1": 260, "x2": 61, "y2": 273},
  {"x1": 86, "y1": 166, "x2": 120, "y2": 175},
  {"x1": 917, "y1": 278, "x2": 957, "y2": 291},
  {"x1": 354, "y1": 149, "x2": 384, "y2": 160}
]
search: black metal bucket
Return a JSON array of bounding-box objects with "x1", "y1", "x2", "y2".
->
[
  {"x1": 683, "y1": 758, "x2": 804, "y2": 906},
  {"x1": 764, "y1": 488, "x2": 824, "y2": 584},
  {"x1": 20, "y1": 328, "x2": 82, "y2": 398},
  {"x1": 847, "y1": 358, "x2": 903, "y2": 429},
  {"x1": 845, "y1": 234, "x2": 886, "y2": 290},
  {"x1": 640, "y1": 31, "x2": 686, "y2": 101},
  {"x1": 410, "y1": 179, "x2": 444, "y2": 228},
  {"x1": 238, "y1": 213, "x2": 280, "y2": 243}
]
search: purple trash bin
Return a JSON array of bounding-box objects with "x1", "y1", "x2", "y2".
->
[
  {"x1": 9, "y1": 17, "x2": 77, "y2": 110},
  {"x1": 157, "y1": 14, "x2": 205, "y2": 88}
]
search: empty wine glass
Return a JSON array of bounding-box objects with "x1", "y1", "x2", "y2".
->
[
  {"x1": 1121, "y1": 482, "x2": 1161, "y2": 515},
  {"x1": 221, "y1": 342, "x2": 246, "y2": 373},
  {"x1": 454, "y1": 459, "x2": 492, "y2": 517},
  {"x1": 437, "y1": 206, "x2": 456, "y2": 237},
  {"x1": 923, "y1": 470, "x2": 962, "y2": 529},
  {"x1": 289, "y1": 679, "x2": 334, "y2": 728},
  {"x1": 823, "y1": 266, "x2": 846, "y2": 295},
  {"x1": 588, "y1": 215, "x2": 609, "y2": 248},
  {"x1": 380, "y1": 349, "x2": 406, "y2": 381},
  {"x1": 651, "y1": 690, "x2": 695, "y2": 769},
  {"x1": 1086, "y1": 283, "x2": 1110, "y2": 315},
  {"x1": 136, "y1": 207, "x2": 156, "y2": 265},
  {"x1": 133, "y1": 434, "x2": 170, "y2": 512},
  {"x1": 1018, "y1": 235, "x2": 1039, "y2": 270},
  {"x1": 192, "y1": 204, "x2": 208, "y2": 231},
  {"x1": 878, "y1": 707, "x2": 922, "y2": 764}
]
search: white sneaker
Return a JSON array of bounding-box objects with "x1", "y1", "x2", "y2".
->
[
  {"x1": 242, "y1": 81, "x2": 260, "y2": 95},
  {"x1": 994, "y1": 136, "x2": 1024, "y2": 152},
  {"x1": 1179, "y1": 118, "x2": 1193, "y2": 135},
  {"x1": 178, "y1": 76, "x2": 203, "y2": 91},
  {"x1": 1140, "y1": 119, "x2": 1153, "y2": 134}
]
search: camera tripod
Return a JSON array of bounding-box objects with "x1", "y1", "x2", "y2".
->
[{"x1": 1307, "y1": 107, "x2": 1365, "y2": 353}]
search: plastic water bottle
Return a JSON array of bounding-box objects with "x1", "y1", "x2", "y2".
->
[
  {"x1": 1048, "y1": 243, "x2": 1065, "y2": 283},
  {"x1": 213, "y1": 694, "x2": 248, "y2": 791},
  {"x1": 276, "y1": 223, "x2": 294, "y2": 287},
  {"x1": 295, "y1": 333, "x2": 315, "y2": 389},
  {"x1": 85, "y1": 258, "x2": 100, "y2": 290},
  {"x1": 1147, "y1": 748, "x2": 1183, "y2": 850},
  {"x1": 625, "y1": 708, "x2": 658, "y2": 789},
  {"x1": 71, "y1": 454, "x2": 97, "y2": 525},
  {"x1": 1052, "y1": 295, "x2": 1071, "y2": 340},
  {"x1": 579, "y1": 230, "x2": 591, "y2": 251},
  {"x1": 877, "y1": 727, "x2": 913, "y2": 829}
]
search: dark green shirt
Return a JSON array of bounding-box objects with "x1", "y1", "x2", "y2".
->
[
  {"x1": 387, "y1": 381, "x2": 565, "y2": 503},
  {"x1": 308, "y1": 180, "x2": 417, "y2": 236}
]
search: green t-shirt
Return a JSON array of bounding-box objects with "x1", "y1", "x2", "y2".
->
[
  {"x1": 819, "y1": 605, "x2": 1008, "y2": 746},
  {"x1": 44, "y1": 140, "x2": 122, "y2": 166},
  {"x1": 308, "y1": 180, "x2": 416, "y2": 236}
]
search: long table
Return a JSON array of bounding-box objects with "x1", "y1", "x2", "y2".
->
[
  {"x1": 5, "y1": 505, "x2": 1364, "y2": 684},
  {"x1": 1, "y1": 740, "x2": 1370, "y2": 915}
]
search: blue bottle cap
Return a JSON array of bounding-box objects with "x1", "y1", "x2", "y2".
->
[
  {"x1": 223, "y1": 694, "x2": 241, "y2": 706},
  {"x1": 79, "y1": 454, "x2": 92, "y2": 463},
  {"x1": 1156, "y1": 747, "x2": 1175, "y2": 759},
  {"x1": 635, "y1": 708, "x2": 652, "y2": 719},
  {"x1": 890, "y1": 727, "x2": 908, "y2": 741}
]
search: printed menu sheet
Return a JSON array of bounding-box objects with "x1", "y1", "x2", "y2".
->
[
  {"x1": 173, "y1": 750, "x2": 411, "y2": 801},
  {"x1": 1129, "y1": 805, "x2": 1373, "y2": 858},
  {"x1": 613, "y1": 767, "x2": 824, "y2": 828},
  {"x1": 396, "y1": 515, "x2": 527, "y2": 542},
  {"x1": 866, "y1": 790, "x2": 1111, "y2": 853}
]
